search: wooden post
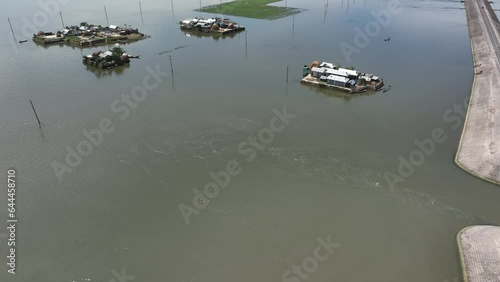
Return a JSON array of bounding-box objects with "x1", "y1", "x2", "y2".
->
[
  {"x1": 286, "y1": 66, "x2": 289, "y2": 95},
  {"x1": 60, "y1": 11, "x2": 65, "y2": 29},
  {"x1": 139, "y1": 1, "x2": 144, "y2": 23},
  {"x1": 323, "y1": 4, "x2": 327, "y2": 23},
  {"x1": 7, "y1": 17, "x2": 17, "y2": 43},
  {"x1": 104, "y1": 6, "x2": 109, "y2": 26},
  {"x1": 171, "y1": 0, "x2": 175, "y2": 20},
  {"x1": 169, "y1": 55, "x2": 174, "y2": 75},
  {"x1": 244, "y1": 31, "x2": 248, "y2": 58},
  {"x1": 169, "y1": 55, "x2": 175, "y2": 90},
  {"x1": 29, "y1": 100, "x2": 41, "y2": 125}
]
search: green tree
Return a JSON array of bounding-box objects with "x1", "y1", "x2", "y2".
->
[{"x1": 111, "y1": 46, "x2": 125, "y2": 59}]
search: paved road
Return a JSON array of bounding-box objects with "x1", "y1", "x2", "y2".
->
[
  {"x1": 477, "y1": 0, "x2": 500, "y2": 67},
  {"x1": 455, "y1": 0, "x2": 500, "y2": 185},
  {"x1": 457, "y1": 226, "x2": 500, "y2": 282}
]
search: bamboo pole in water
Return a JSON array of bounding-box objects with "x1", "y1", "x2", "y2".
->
[
  {"x1": 7, "y1": 17, "x2": 17, "y2": 42},
  {"x1": 104, "y1": 6, "x2": 109, "y2": 26},
  {"x1": 59, "y1": 11, "x2": 65, "y2": 29},
  {"x1": 29, "y1": 100, "x2": 41, "y2": 125},
  {"x1": 286, "y1": 66, "x2": 289, "y2": 96},
  {"x1": 169, "y1": 55, "x2": 174, "y2": 75},
  {"x1": 139, "y1": 2, "x2": 144, "y2": 23}
]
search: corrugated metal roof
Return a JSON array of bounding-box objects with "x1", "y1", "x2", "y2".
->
[
  {"x1": 327, "y1": 75, "x2": 349, "y2": 83},
  {"x1": 338, "y1": 68, "x2": 358, "y2": 76},
  {"x1": 311, "y1": 67, "x2": 326, "y2": 73},
  {"x1": 320, "y1": 62, "x2": 335, "y2": 68},
  {"x1": 324, "y1": 68, "x2": 347, "y2": 76}
]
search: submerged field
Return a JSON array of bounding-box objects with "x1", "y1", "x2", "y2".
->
[{"x1": 198, "y1": 0, "x2": 304, "y2": 20}]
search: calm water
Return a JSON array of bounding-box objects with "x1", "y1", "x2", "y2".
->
[{"x1": 1, "y1": 0, "x2": 499, "y2": 281}]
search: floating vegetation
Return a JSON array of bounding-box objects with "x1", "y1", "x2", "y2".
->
[
  {"x1": 197, "y1": 0, "x2": 304, "y2": 20},
  {"x1": 158, "y1": 45, "x2": 189, "y2": 56}
]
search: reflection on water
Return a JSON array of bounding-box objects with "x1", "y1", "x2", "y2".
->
[
  {"x1": 83, "y1": 63, "x2": 131, "y2": 78},
  {"x1": 32, "y1": 40, "x2": 66, "y2": 49},
  {"x1": 305, "y1": 84, "x2": 379, "y2": 102},
  {"x1": 0, "y1": 0, "x2": 499, "y2": 282},
  {"x1": 181, "y1": 29, "x2": 242, "y2": 40}
]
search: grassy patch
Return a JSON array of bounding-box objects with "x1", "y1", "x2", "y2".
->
[
  {"x1": 65, "y1": 35, "x2": 81, "y2": 42},
  {"x1": 198, "y1": 0, "x2": 304, "y2": 20}
]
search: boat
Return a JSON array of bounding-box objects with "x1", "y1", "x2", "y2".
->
[
  {"x1": 301, "y1": 61, "x2": 384, "y2": 94},
  {"x1": 18, "y1": 40, "x2": 28, "y2": 43}
]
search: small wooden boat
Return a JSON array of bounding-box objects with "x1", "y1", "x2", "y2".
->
[{"x1": 19, "y1": 40, "x2": 28, "y2": 43}]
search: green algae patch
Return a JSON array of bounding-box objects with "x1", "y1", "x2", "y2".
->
[{"x1": 198, "y1": 0, "x2": 304, "y2": 20}]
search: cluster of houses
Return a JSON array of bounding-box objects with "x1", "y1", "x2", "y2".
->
[
  {"x1": 179, "y1": 17, "x2": 245, "y2": 36},
  {"x1": 32, "y1": 23, "x2": 145, "y2": 47},
  {"x1": 31, "y1": 19, "x2": 384, "y2": 93},
  {"x1": 302, "y1": 61, "x2": 384, "y2": 93},
  {"x1": 61, "y1": 23, "x2": 141, "y2": 37},
  {"x1": 82, "y1": 44, "x2": 136, "y2": 69}
]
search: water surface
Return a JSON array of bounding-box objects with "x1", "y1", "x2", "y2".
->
[{"x1": 0, "y1": 0, "x2": 499, "y2": 281}]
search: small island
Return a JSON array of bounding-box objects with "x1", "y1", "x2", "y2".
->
[
  {"x1": 197, "y1": 0, "x2": 304, "y2": 20},
  {"x1": 179, "y1": 17, "x2": 245, "y2": 37},
  {"x1": 33, "y1": 22, "x2": 148, "y2": 48},
  {"x1": 301, "y1": 61, "x2": 384, "y2": 94},
  {"x1": 82, "y1": 44, "x2": 138, "y2": 69}
]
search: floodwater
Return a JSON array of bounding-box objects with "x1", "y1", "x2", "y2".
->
[{"x1": 0, "y1": 0, "x2": 499, "y2": 281}]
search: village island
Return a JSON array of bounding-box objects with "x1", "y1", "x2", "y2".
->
[{"x1": 32, "y1": 22, "x2": 147, "y2": 48}]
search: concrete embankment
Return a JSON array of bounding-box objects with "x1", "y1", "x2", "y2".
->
[
  {"x1": 456, "y1": 0, "x2": 500, "y2": 184},
  {"x1": 457, "y1": 226, "x2": 500, "y2": 282}
]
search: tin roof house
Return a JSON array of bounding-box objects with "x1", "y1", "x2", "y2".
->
[{"x1": 302, "y1": 60, "x2": 384, "y2": 93}]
